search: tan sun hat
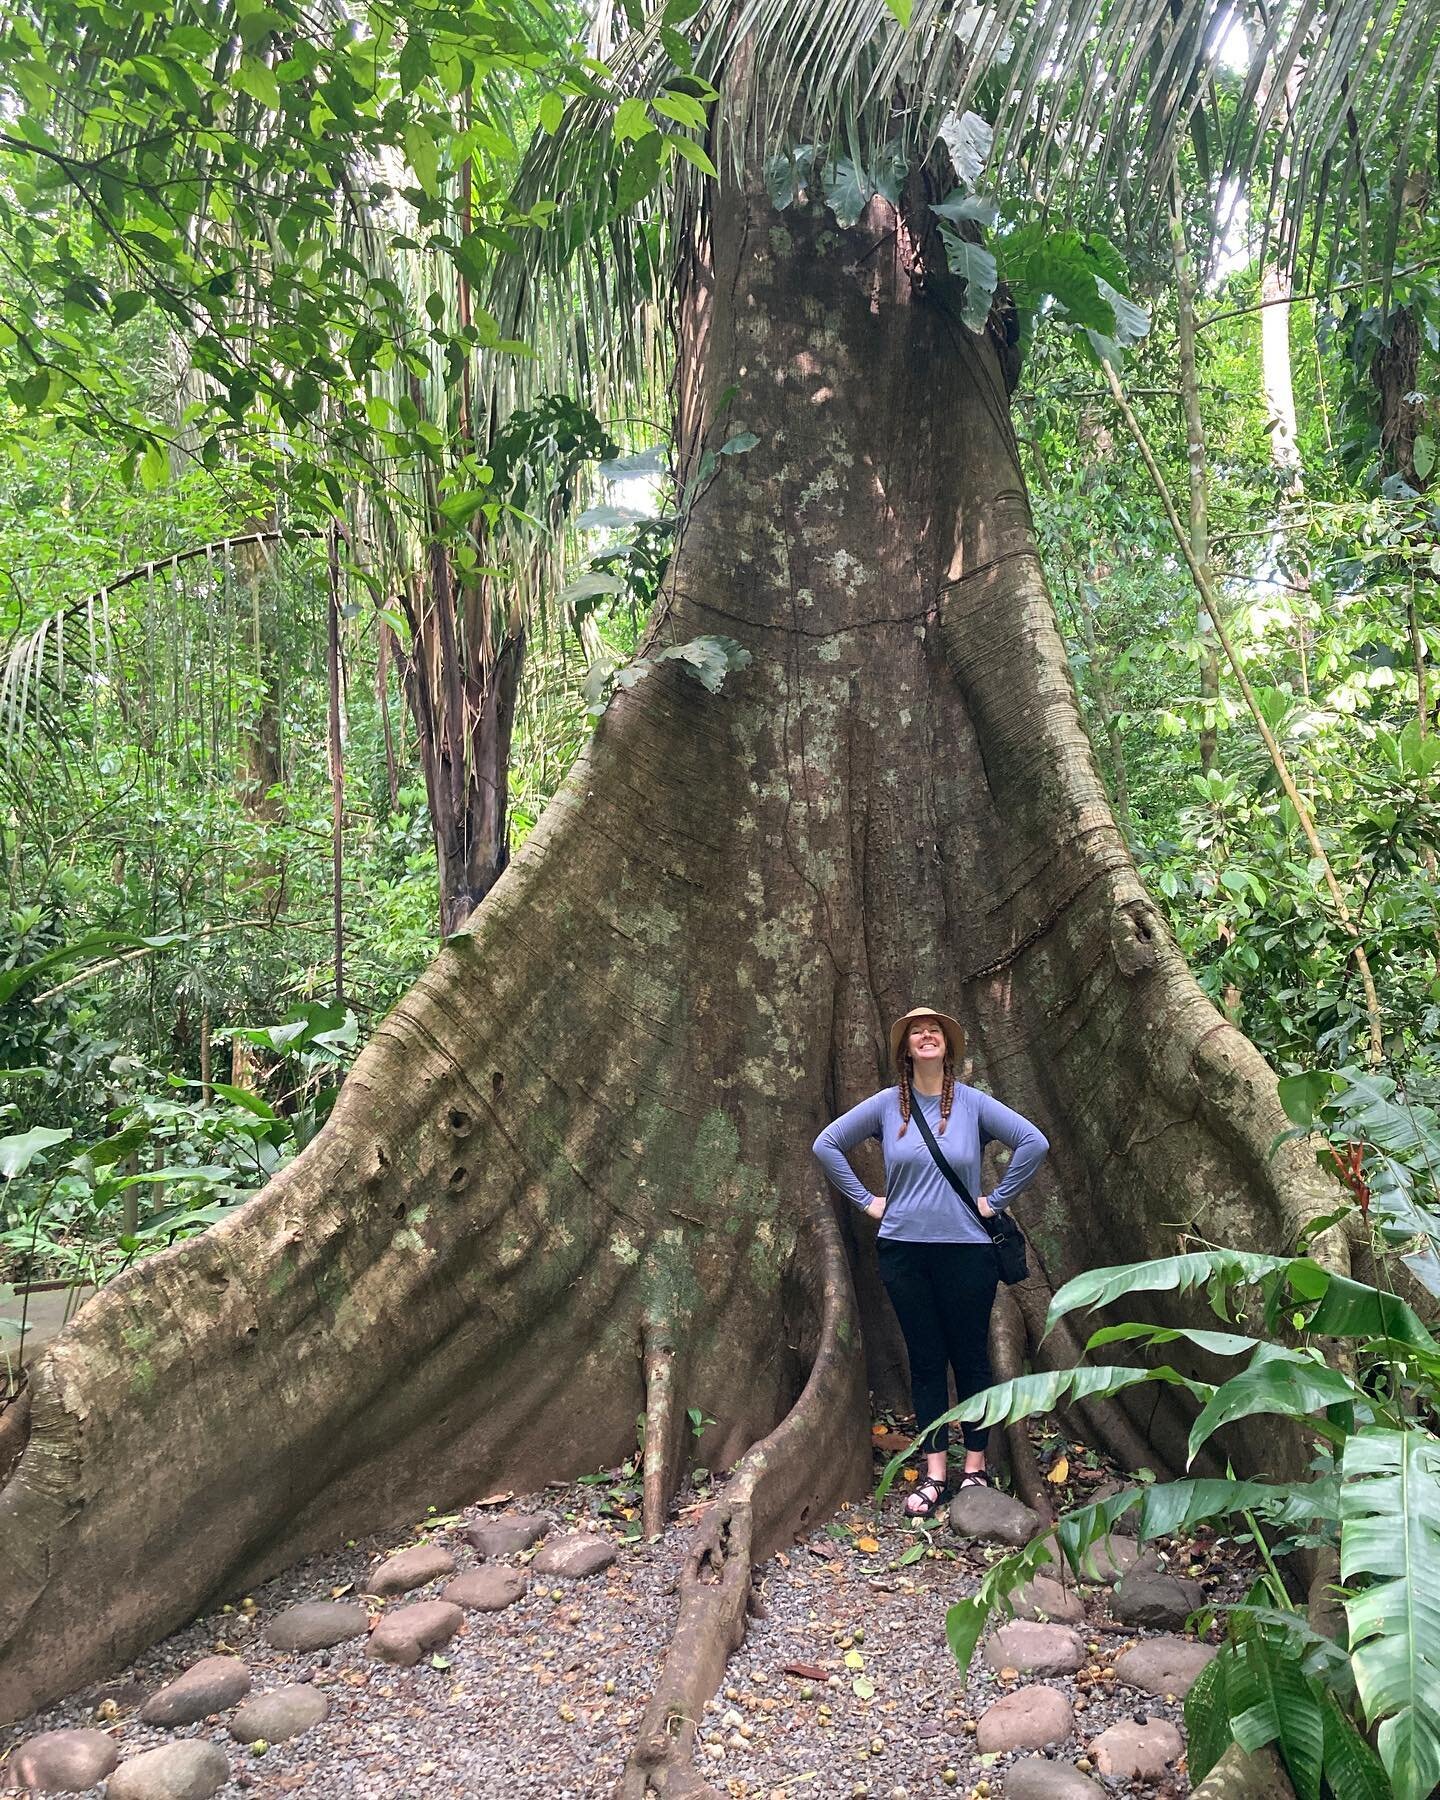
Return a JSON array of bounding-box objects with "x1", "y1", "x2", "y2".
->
[{"x1": 888, "y1": 1005, "x2": 965, "y2": 1069}]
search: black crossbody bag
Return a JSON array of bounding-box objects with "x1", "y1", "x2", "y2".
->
[{"x1": 907, "y1": 1102, "x2": 1029, "y2": 1285}]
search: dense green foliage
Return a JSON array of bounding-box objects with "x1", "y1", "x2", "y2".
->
[
  {"x1": 881, "y1": 1239, "x2": 1440, "y2": 1800},
  {"x1": 1, "y1": 0, "x2": 1439, "y2": 1789}
]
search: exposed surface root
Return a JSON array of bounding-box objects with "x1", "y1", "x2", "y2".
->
[
  {"x1": 642, "y1": 1335, "x2": 683, "y2": 1540},
  {"x1": 619, "y1": 1202, "x2": 868, "y2": 1796},
  {"x1": 0, "y1": 1390, "x2": 28, "y2": 1489},
  {"x1": 988, "y1": 1286, "x2": 1051, "y2": 1519},
  {"x1": 1190, "y1": 1743, "x2": 1297, "y2": 1800}
]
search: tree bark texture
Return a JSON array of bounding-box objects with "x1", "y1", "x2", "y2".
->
[{"x1": 0, "y1": 178, "x2": 1343, "y2": 1761}]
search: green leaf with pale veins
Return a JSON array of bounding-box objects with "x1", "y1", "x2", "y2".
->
[{"x1": 1341, "y1": 1429, "x2": 1440, "y2": 1800}]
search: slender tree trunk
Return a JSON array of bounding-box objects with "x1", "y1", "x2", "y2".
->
[
  {"x1": 1259, "y1": 259, "x2": 1315, "y2": 696},
  {"x1": 0, "y1": 176, "x2": 1344, "y2": 1761},
  {"x1": 199, "y1": 1010, "x2": 212, "y2": 1105},
  {"x1": 394, "y1": 597, "x2": 525, "y2": 937},
  {"x1": 1173, "y1": 196, "x2": 1219, "y2": 772},
  {"x1": 232, "y1": 523, "x2": 287, "y2": 911},
  {"x1": 377, "y1": 620, "x2": 401, "y2": 812},
  {"x1": 327, "y1": 530, "x2": 346, "y2": 1004}
]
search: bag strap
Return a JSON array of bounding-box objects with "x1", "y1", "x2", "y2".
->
[{"x1": 907, "y1": 1097, "x2": 991, "y2": 1230}]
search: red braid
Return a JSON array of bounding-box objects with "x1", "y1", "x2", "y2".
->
[
  {"x1": 898, "y1": 1058, "x2": 912, "y2": 1135},
  {"x1": 938, "y1": 1056, "x2": 955, "y2": 1133}
]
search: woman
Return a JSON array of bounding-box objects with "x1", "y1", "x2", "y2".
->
[{"x1": 812, "y1": 1006, "x2": 1049, "y2": 1520}]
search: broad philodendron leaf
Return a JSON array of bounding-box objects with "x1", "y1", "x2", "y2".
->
[
  {"x1": 652, "y1": 635, "x2": 752, "y2": 693},
  {"x1": 0, "y1": 1126, "x2": 73, "y2": 1180},
  {"x1": 820, "y1": 153, "x2": 903, "y2": 228},
  {"x1": 1278, "y1": 1069, "x2": 1337, "y2": 1128},
  {"x1": 576, "y1": 504, "x2": 648, "y2": 530},
  {"x1": 936, "y1": 109, "x2": 993, "y2": 185},
  {"x1": 1096, "y1": 276, "x2": 1149, "y2": 345},
  {"x1": 1127, "y1": 1474, "x2": 1342, "y2": 1542},
  {"x1": 930, "y1": 189, "x2": 1000, "y2": 229},
  {"x1": 940, "y1": 233, "x2": 997, "y2": 331},
  {"x1": 1304, "y1": 1274, "x2": 1440, "y2": 1362},
  {"x1": 1341, "y1": 1428, "x2": 1440, "y2": 1800},
  {"x1": 1186, "y1": 1349, "x2": 1360, "y2": 1465},
  {"x1": 599, "y1": 446, "x2": 667, "y2": 477},
  {"x1": 559, "y1": 571, "x2": 626, "y2": 608},
  {"x1": 763, "y1": 143, "x2": 816, "y2": 211}
]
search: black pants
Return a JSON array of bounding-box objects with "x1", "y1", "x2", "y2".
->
[{"x1": 877, "y1": 1239, "x2": 999, "y2": 1454}]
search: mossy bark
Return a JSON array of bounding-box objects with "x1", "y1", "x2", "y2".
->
[{"x1": 0, "y1": 174, "x2": 1342, "y2": 1767}]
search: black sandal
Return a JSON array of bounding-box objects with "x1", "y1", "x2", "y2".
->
[
  {"x1": 903, "y1": 1477, "x2": 949, "y2": 1520},
  {"x1": 958, "y1": 1469, "x2": 992, "y2": 1489}
]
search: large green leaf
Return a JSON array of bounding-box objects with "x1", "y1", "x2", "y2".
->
[
  {"x1": 1184, "y1": 1650, "x2": 1233, "y2": 1784},
  {"x1": 1305, "y1": 1274, "x2": 1440, "y2": 1361},
  {"x1": 1122, "y1": 1475, "x2": 1342, "y2": 1544},
  {"x1": 1085, "y1": 1320, "x2": 1260, "y2": 1358},
  {"x1": 1225, "y1": 1618, "x2": 1326, "y2": 1800},
  {"x1": 1186, "y1": 1350, "x2": 1359, "y2": 1465},
  {"x1": 1341, "y1": 1428, "x2": 1440, "y2": 1800},
  {"x1": 941, "y1": 233, "x2": 997, "y2": 331},
  {"x1": 876, "y1": 1364, "x2": 1210, "y2": 1503},
  {"x1": 1319, "y1": 1688, "x2": 1393, "y2": 1800},
  {"x1": 1046, "y1": 1250, "x2": 1294, "y2": 1335},
  {"x1": 0, "y1": 1126, "x2": 72, "y2": 1180}
]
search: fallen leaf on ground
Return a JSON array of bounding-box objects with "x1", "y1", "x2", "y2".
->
[
  {"x1": 1047, "y1": 1456, "x2": 1070, "y2": 1484},
  {"x1": 782, "y1": 1663, "x2": 829, "y2": 1681},
  {"x1": 855, "y1": 1537, "x2": 880, "y2": 1553}
]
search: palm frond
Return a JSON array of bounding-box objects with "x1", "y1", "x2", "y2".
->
[{"x1": 479, "y1": 0, "x2": 1439, "y2": 430}]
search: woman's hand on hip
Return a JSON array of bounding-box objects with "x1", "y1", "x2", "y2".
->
[
  {"x1": 865, "y1": 1194, "x2": 887, "y2": 1220},
  {"x1": 977, "y1": 1195, "x2": 997, "y2": 1218}
]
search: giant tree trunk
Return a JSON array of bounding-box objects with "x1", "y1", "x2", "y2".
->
[{"x1": 0, "y1": 176, "x2": 1342, "y2": 1777}]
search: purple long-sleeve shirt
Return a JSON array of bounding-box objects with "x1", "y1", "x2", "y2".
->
[{"x1": 812, "y1": 1083, "x2": 1049, "y2": 1245}]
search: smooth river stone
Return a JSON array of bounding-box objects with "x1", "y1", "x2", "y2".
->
[
  {"x1": 227, "y1": 1683, "x2": 330, "y2": 1744},
  {"x1": 362, "y1": 1543, "x2": 457, "y2": 1597},
  {"x1": 105, "y1": 1741, "x2": 230, "y2": 1800},
  {"x1": 138, "y1": 1656, "x2": 249, "y2": 1726},
  {"x1": 12, "y1": 1728, "x2": 119, "y2": 1792},
  {"x1": 264, "y1": 1600, "x2": 370, "y2": 1652},
  {"x1": 530, "y1": 1533, "x2": 617, "y2": 1578},
  {"x1": 975, "y1": 1685, "x2": 1076, "y2": 1754},
  {"x1": 366, "y1": 1599, "x2": 463, "y2": 1666},
  {"x1": 983, "y1": 1620, "x2": 1086, "y2": 1677}
]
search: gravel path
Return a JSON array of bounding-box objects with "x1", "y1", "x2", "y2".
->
[
  {"x1": 1, "y1": 1444, "x2": 1251, "y2": 1799},
  {"x1": 695, "y1": 1490, "x2": 1235, "y2": 1797}
]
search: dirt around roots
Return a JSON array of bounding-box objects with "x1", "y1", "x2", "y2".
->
[{"x1": 0, "y1": 1443, "x2": 1255, "y2": 1800}]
